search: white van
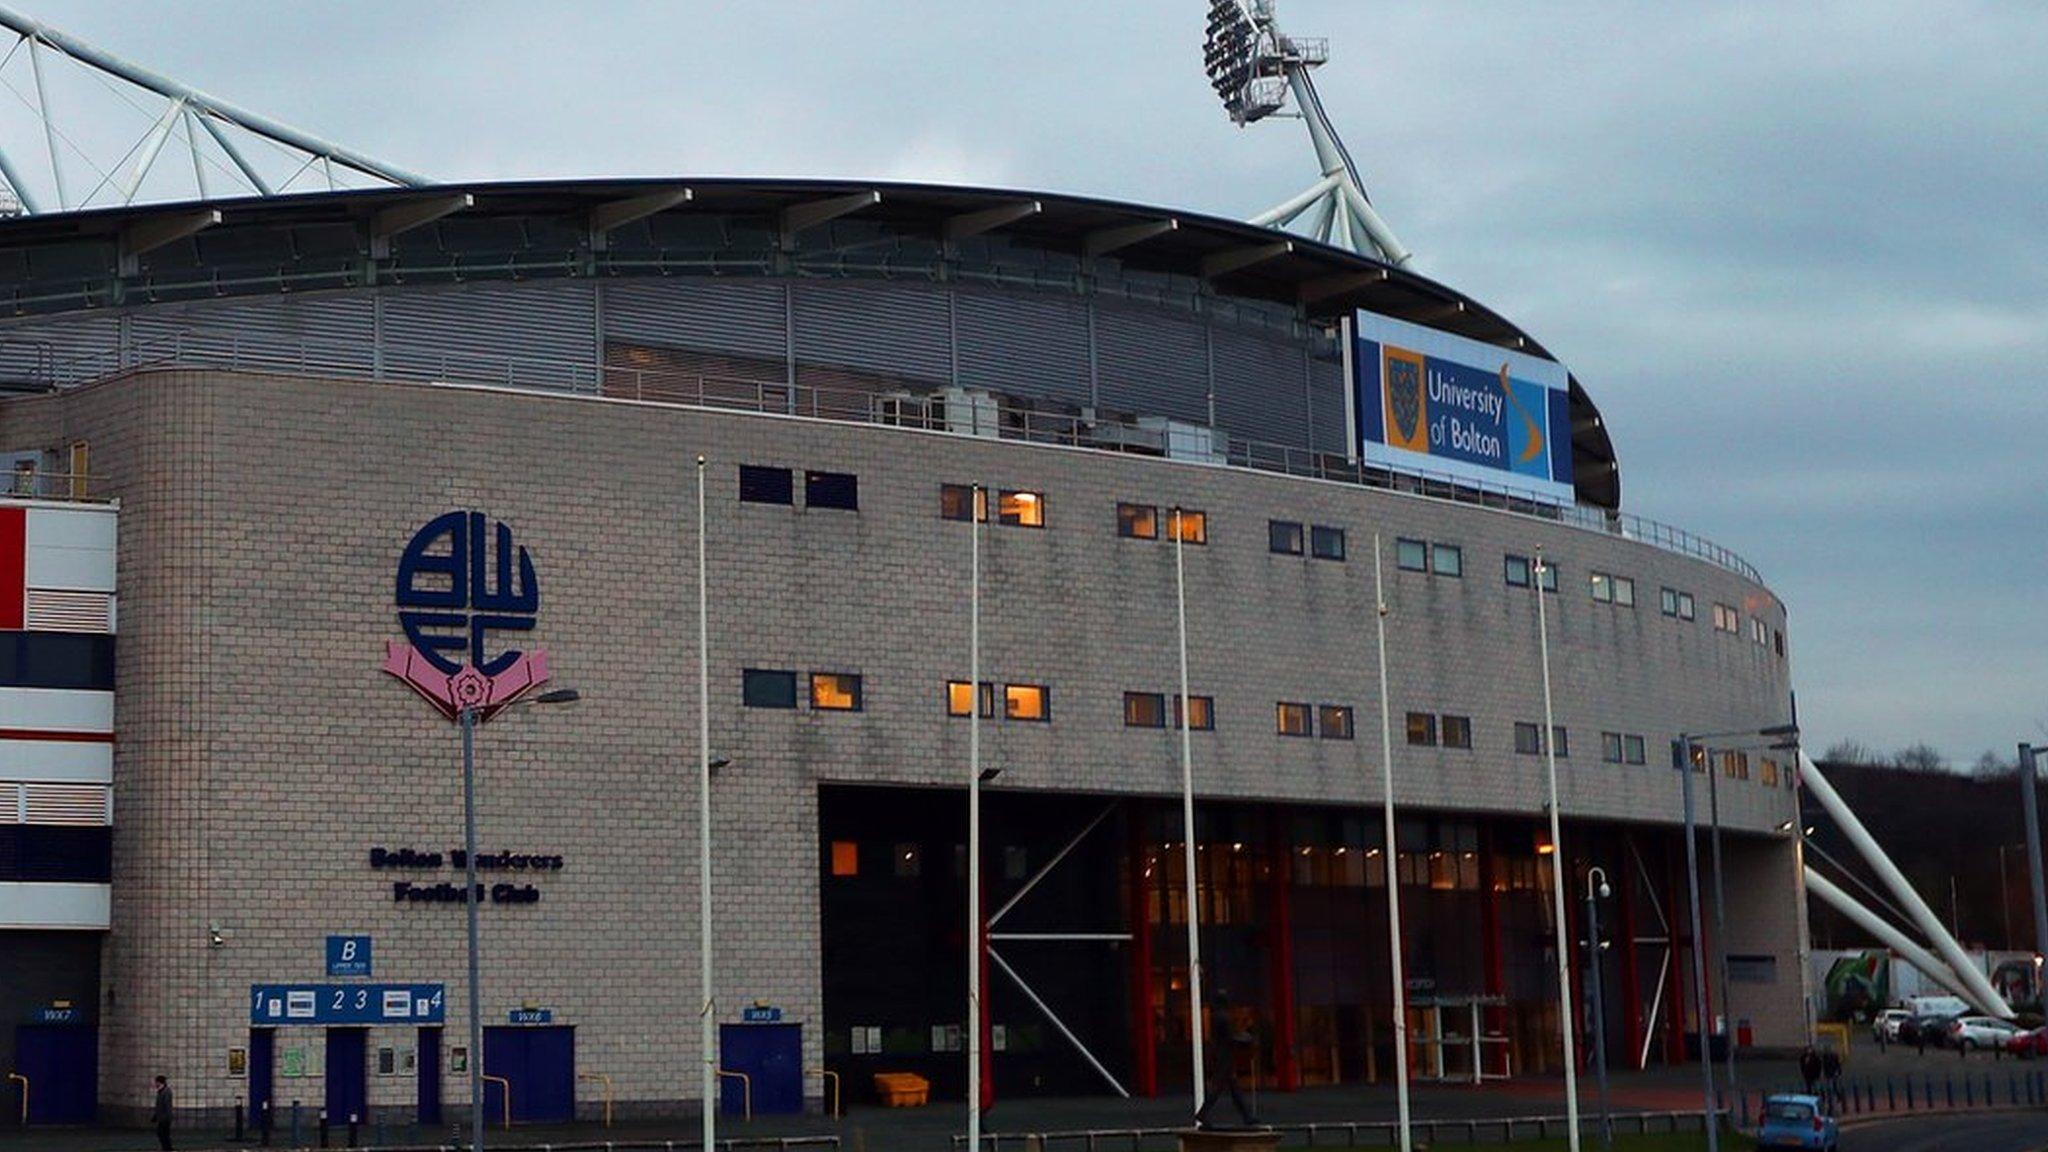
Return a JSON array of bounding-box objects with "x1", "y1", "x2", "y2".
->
[{"x1": 1903, "y1": 994, "x2": 1969, "y2": 1018}]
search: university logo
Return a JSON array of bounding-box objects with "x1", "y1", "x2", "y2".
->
[
  {"x1": 1381, "y1": 345, "x2": 1428, "y2": 453},
  {"x1": 381, "y1": 510, "x2": 551, "y2": 720}
]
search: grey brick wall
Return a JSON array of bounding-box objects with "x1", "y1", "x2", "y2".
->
[{"x1": 0, "y1": 368, "x2": 1805, "y2": 1114}]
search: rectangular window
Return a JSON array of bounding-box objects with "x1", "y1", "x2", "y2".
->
[
  {"x1": 1660, "y1": 587, "x2": 1679, "y2": 616},
  {"x1": 1591, "y1": 573, "x2": 1614, "y2": 603},
  {"x1": 1552, "y1": 726, "x2": 1570, "y2": 758},
  {"x1": 810, "y1": 672, "x2": 863, "y2": 711},
  {"x1": 1536, "y1": 559, "x2": 1558, "y2": 592},
  {"x1": 1624, "y1": 735, "x2": 1646, "y2": 765},
  {"x1": 829, "y1": 841, "x2": 859, "y2": 877},
  {"x1": 1432, "y1": 543, "x2": 1463, "y2": 577},
  {"x1": 1311, "y1": 525, "x2": 1347, "y2": 561},
  {"x1": 1318, "y1": 705, "x2": 1354, "y2": 740},
  {"x1": 1397, "y1": 538, "x2": 1429, "y2": 571},
  {"x1": 1602, "y1": 731, "x2": 1624, "y2": 763},
  {"x1": 1761, "y1": 758, "x2": 1780, "y2": 787},
  {"x1": 1713, "y1": 603, "x2": 1738, "y2": 633},
  {"x1": 946, "y1": 680, "x2": 995, "y2": 718},
  {"x1": 1613, "y1": 576, "x2": 1635, "y2": 607},
  {"x1": 1515, "y1": 722, "x2": 1543, "y2": 756},
  {"x1": 999, "y1": 490, "x2": 1045, "y2": 528},
  {"x1": 1173, "y1": 694, "x2": 1215, "y2": 731},
  {"x1": 742, "y1": 668, "x2": 798, "y2": 709},
  {"x1": 1004, "y1": 683, "x2": 1049, "y2": 721},
  {"x1": 805, "y1": 470, "x2": 859, "y2": 510},
  {"x1": 940, "y1": 484, "x2": 988, "y2": 522},
  {"x1": 1441, "y1": 714, "x2": 1472, "y2": 750},
  {"x1": 1268, "y1": 520, "x2": 1304, "y2": 555},
  {"x1": 738, "y1": 464, "x2": 794, "y2": 505},
  {"x1": 1124, "y1": 691, "x2": 1166, "y2": 728},
  {"x1": 1117, "y1": 503, "x2": 1158, "y2": 539},
  {"x1": 1276, "y1": 701, "x2": 1313, "y2": 737},
  {"x1": 1169, "y1": 509, "x2": 1207, "y2": 544},
  {"x1": 1775, "y1": 629, "x2": 1786, "y2": 658},
  {"x1": 1753, "y1": 617, "x2": 1769, "y2": 645},
  {"x1": 1405, "y1": 711, "x2": 1438, "y2": 747},
  {"x1": 1504, "y1": 554, "x2": 1532, "y2": 587},
  {"x1": 1678, "y1": 592, "x2": 1696, "y2": 620}
]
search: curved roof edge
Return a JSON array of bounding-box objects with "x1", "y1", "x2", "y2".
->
[{"x1": 0, "y1": 176, "x2": 1623, "y2": 510}]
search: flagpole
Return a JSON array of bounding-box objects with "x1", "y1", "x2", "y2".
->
[
  {"x1": 696, "y1": 455, "x2": 716, "y2": 1152},
  {"x1": 1173, "y1": 507, "x2": 1206, "y2": 1117},
  {"x1": 967, "y1": 486, "x2": 984, "y2": 1152},
  {"x1": 1373, "y1": 535, "x2": 1413, "y2": 1152},
  {"x1": 1534, "y1": 547, "x2": 1581, "y2": 1152}
]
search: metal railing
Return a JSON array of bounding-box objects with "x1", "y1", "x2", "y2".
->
[
  {"x1": 2, "y1": 468, "x2": 95, "y2": 503},
  {"x1": 31, "y1": 327, "x2": 1765, "y2": 585},
  {"x1": 953, "y1": 1109, "x2": 1726, "y2": 1150}
]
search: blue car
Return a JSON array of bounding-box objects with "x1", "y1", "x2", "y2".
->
[{"x1": 1755, "y1": 1093, "x2": 1838, "y2": 1150}]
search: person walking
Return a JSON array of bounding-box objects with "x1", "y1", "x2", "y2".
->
[
  {"x1": 151, "y1": 1075, "x2": 174, "y2": 1151},
  {"x1": 1820, "y1": 1047, "x2": 1843, "y2": 1110},
  {"x1": 1798, "y1": 1046, "x2": 1821, "y2": 1096},
  {"x1": 1194, "y1": 988, "x2": 1260, "y2": 1129}
]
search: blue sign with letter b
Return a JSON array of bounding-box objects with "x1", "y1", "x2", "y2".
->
[{"x1": 327, "y1": 936, "x2": 373, "y2": 977}]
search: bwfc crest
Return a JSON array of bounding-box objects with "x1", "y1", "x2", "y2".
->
[{"x1": 382, "y1": 510, "x2": 551, "y2": 720}]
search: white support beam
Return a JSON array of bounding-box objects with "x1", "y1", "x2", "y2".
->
[
  {"x1": 1805, "y1": 868, "x2": 1984, "y2": 1008},
  {"x1": 368, "y1": 192, "x2": 473, "y2": 259},
  {"x1": 778, "y1": 190, "x2": 880, "y2": 248},
  {"x1": 118, "y1": 207, "x2": 219, "y2": 274},
  {"x1": 1082, "y1": 217, "x2": 1177, "y2": 259},
  {"x1": 589, "y1": 187, "x2": 692, "y2": 250},
  {"x1": 1297, "y1": 267, "x2": 1388, "y2": 304},
  {"x1": 1201, "y1": 240, "x2": 1293, "y2": 279},
  {"x1": 120, "y1": 96, "x2": 187, "y2": 205},
  {"x1": 988, "y1": 948, "x2": 1130, "y2": 1097},
  {"x1": 942, "y1": 199, "x2": 1040, "y2": 243}
]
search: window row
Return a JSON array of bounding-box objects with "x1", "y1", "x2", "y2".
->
[
  {"x1": 939, "y1": 484, "x2": 1045, "y2": 527},
  {"x1": 1267, "y1": 520, "x2": 1346, "y2": 561},
  {"x1": 1589, "y1": 571, "x2": 1636, "y2": 607},
  {"x1": 742, "y1": 669, "x2": 864, "y2": 711},
  {"x1": 1513, "y1": 722, "x2": 1571, "y2": 758},
  {"x1": 1405, "y1": 711, "x2": 1474, "y2": 749},
  {"x1": 945, "y1": 681, "x2": 1050, "y2": 721},
  {"x1": 1397, "y1": 537, "x2": 1463, "y2": 577},
  {"x1": 739, "y1": 464, "x2": 859, "y2": 510},
  {"x1": 1600, "y1": 731, "x2": 1649, "y2": 765},
  {"x1": 1503, "y1": 553, "x2": 1558, "y2": 592},
  {"x1": 1123, "y1": 692, "x2": 1214, "y2": 729},
  {"x1": 1116, "y1": 503, "x2": 1207, "y2": 543},
  {"x1": 828, "y1": 839, "x2": 1031, "y2": 880},
  {"x1": 1276, "y1": 702, "x2": 1354, "y2": 739}
]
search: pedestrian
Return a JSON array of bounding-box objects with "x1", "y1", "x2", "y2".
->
[
  {"x1": 1798, "y1": 1046, "x2": 1821, "y2": 1096},
  {"x1": 151, "y1": 1075, "x2": 174, "y2": 1151},
  {"x1": 1194, "y1": 988, "x2": 1259, "y2": 1129},
  {"x1": 1820, "y1": 1047, "x2": 1843, "y2": 1110}
]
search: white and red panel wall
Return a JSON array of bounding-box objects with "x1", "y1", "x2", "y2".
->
[{"x1": 0, "y1": 500, "x2": 115, "y2": 931}]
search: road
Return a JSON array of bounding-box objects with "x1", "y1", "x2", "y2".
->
[{"x1": 1846, "y1": 1112, "x2": 2047, "y2": 1151}]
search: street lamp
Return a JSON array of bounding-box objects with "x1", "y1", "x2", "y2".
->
[
  {"x1": 460, "y1": 686, "x2": 579, "y2": 1152},
  {"x1": 1676, "y1": 721, "x2": 1796, "y2": 1152},
  {"x1": 1583, "y1": 866, "x2": 1613, "y2": 1152}
]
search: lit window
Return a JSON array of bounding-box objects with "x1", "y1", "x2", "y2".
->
[
  {"x1": 1319, "y1": 705, "x2": 1354, "y2": 740},
  {"x1": 810, "y1": 672, "x2": 863, "y2": 711},
  {"x1": 1432, "y1": 543, "x2": 1463, "y2": 577},
  {"x1": 805, "y1": 470, "x2": 858, "y2": 511},
  {"x1": 738, "y1": 465, "x2": 793, "y2": 505},
  {"x1": 1441, "y1": 715, "x2": 1472, "y2": 750},
  {"x1": 1504, "y1": 554, "x2": 1532, "y2": 587},
  {"x1": 1169, "y1": 509, "x2": 1207, "y2": 544},
  {"x1": 1124, "y1": 692, "x2": 1166, "y2": 728},
  {"x1": 829, "y1": 841, "x2": 859, "y2": 877},
  {"x1": 894, "y1": 843, "x2": 921, "y2": 878},
  {"x1": 1613, "y1": 577, "x2": 1635, "y2": 607},
  {"x1": 1602, "y1": 732, "x2": 1625, "y2": 763},
  {"x1": 742, "y1": 669, "x2": 798, "y2": 709},
  {"x1": 1591, "y1": 573, "x2": 1614, "y2": 603},
  {"x1": 1311, "y1": 525, "x2": 1346, "y2": 561},
  {"x1": 1753, "y1": 617, "x2": 1769, "y2": 645},
  {"x1": 1405, "y1": 711, "x2": 1438, "y2": 747},
  {"x1": 941, "y1": 484, "x2": 988, "y2": 522},
  {"x1": 1118, "y1": 503, "x2": 1158, "y2": 539},
  {"x1": 1269, "y1": 520, "x2": 1304, "y2": 555},
  {"x1": 1761, "y1": 758, "x2": 1780, "y2": 787},
  {"x1": 1714, "y1": 603, "x2": 1738, "y2": 633},
  {"x1": 1000, "y1": 490, "x2": 1045, "y2": 528},
  {"x1": 1624, "y1": 735, "x2": 1646, "y2": 765},
  {"x1": 1276, "y1": 701, "x2": 1312, "y2": 737},
  {"x1": 946, "y1": 680, "x2": 994, "y2": 718},
  {"x1": 1397, "y1": 538, "x2": 1429, "y2": 571},
  {"x1": 1004, "y1": 683, "x2": 1049, "y2": 722},
  {"x1": 1515, "y1": 722, "x2": 1543, "y2": 756},
  {"x1": 1173, "y1": 695, "x2": 1215, "y2": 731}
]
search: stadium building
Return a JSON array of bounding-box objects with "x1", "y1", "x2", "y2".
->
[{"x1": 0, "y1": 176, "x2": 1807, "y2": 1127}]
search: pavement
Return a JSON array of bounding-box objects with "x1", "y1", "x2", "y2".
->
[{"x1": 4, "y1": 1036, "x2": 2043, "y2": 1152}]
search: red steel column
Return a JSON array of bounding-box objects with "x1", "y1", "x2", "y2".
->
[
  {"x1": 1665, "y1": 847, "x2": 1688, "y2": 1064},
  {"x1": 1615, "y1": 840, "x2": 1645, "y2": 1067},
  {"x1": 1129, "y1": 802, "x2": 1158, "y2": 1097},
  {"x1": 1266, "y1": 814, "x2": 1300, "y2": 1091},
  {"x1": 1479, "y1": 825, "x2": 1507, "y2": 1077}
]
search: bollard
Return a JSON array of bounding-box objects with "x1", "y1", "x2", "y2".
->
[
  {"x1": 1946, "y1": 1075, "x2": 1955, "y2": 1108},
  {"x1": 1887, "y1": 1076, "x2": 1895, "y2": 1111},
  {"x1": 291, "y1": 1100, "x2": 303, "y2": 1146},
  {"x1": 347, "y1": 1111, "x2": 359, "y2": 1147},
  {"x1": 234, "y1": 1100, "x2": 246, "y2": 1142},
  {"x1": 317, "y1": 1107, "x2": 329, "y2": 1148},
  {"x1": 2008, "y1": 1072, "x2": 2017, "y2": 1107},
  {"x1": 260, "y1": 1100, "x2": 273, "y2": 1147},
  {"x1": 1966, "y1": 1075, "x2": 1975, "y2": 1108},
  {"x1": 1905, "y1": 1079, "x2": 1915, "y2": 1110}
]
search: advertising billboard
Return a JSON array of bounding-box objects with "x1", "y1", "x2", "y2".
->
[{"x1": 1350, "y1": 309, "x2": 1575, "y2": 503}]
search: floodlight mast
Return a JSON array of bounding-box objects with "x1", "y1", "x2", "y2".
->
[{"x1": 1204, "y1": 0, "x2": 1412, "y2": 266}]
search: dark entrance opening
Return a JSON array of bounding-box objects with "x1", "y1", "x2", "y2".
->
[
  {"x1": 323, "y1": 1028, "x2": 367, "y2": 1126},
  {"x1": 13, "y1": 1024, "x2": 96, "y2": 1123},
  {"x1": 482, "y1": 1025, "x2": 574, "y2": 1124},
  {"x1": 248, "y1": 1029, "x2": 275, "y2": 1126},
  {"x1": 720, "y1": 1023, "x2": 802, "y2": 1115},
  {"x1": 416, "y1": 1027, "x2": 442, "y2": 1125}
]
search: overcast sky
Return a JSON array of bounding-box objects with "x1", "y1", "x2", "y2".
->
[{"x1": 12, "y1": 1, "x2": 2045, "y2": 764}]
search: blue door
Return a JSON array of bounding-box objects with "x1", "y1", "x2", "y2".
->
[
  {"x1": 720, "y1": 1023, "x2": 802, "y2": 1116},
  {"x1": 14, "y1": 1025, "x2": 96, "y2": 1123},
  {"x1": 248, "y1": 1029, "x2": 274, "y2": 1126},
  {"x1": 416, "y1": 1027, "x2": 441, "y2": 1125},
  {"x1": 323, "y1": 1029, "x2": 367, "y2": 1125},
  {"x1": 482, "y1": 1026, "x2": 574, "y2": 1124}
]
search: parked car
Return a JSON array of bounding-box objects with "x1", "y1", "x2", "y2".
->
[
  {"x1": 2006, "y1": 1025, "x2": 2048, "y2": 1058},
  {"x1": 1898, "y1": 1013, "x2": 1958, "y2": 1047},
  {"x1": 1872, "y1": 1007, "x2": 1911, "y2": 1043},
  {"x1": 1755, "y1": 1093, "x2": 1838, "y2": 1151},
  {"x1": 1949, "y1": 1015, "x2": 2025, "y2": 1053}
]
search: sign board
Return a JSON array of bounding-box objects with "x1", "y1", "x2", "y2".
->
[
  {"x1": 250, "y1": 984, "x2": 445, "y2": 1026},
  {"x1": 1350, "y1": 308, "x2": 1576, "y2": 504},
  {"x1": 741, "y1": 1006, "x2": 783, "y2": 1024},
  {"x1": 507, "y1": 1008, "x2": 553, "y2": 1025},
  {"x1": 327, "y1": 935, "x2": 373, "y2": 977},
  {"x1": 33, "y1": 1006, "x2": 78, "y2": 1024}
]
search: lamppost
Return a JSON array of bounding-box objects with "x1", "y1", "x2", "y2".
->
[
  {"x1": 1676, "y1": 722, "x2": 1797, "y2": 1152},
  {"x1": 1530, "y1": 550, "x2": 1579, "y2": 1152},
  {"x1": 460, "y1": 686, "x2": 580, "y2": 1152},
  {"x1": 1583, "y1": 866, "x2": 1612, "y2": 1152}
]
